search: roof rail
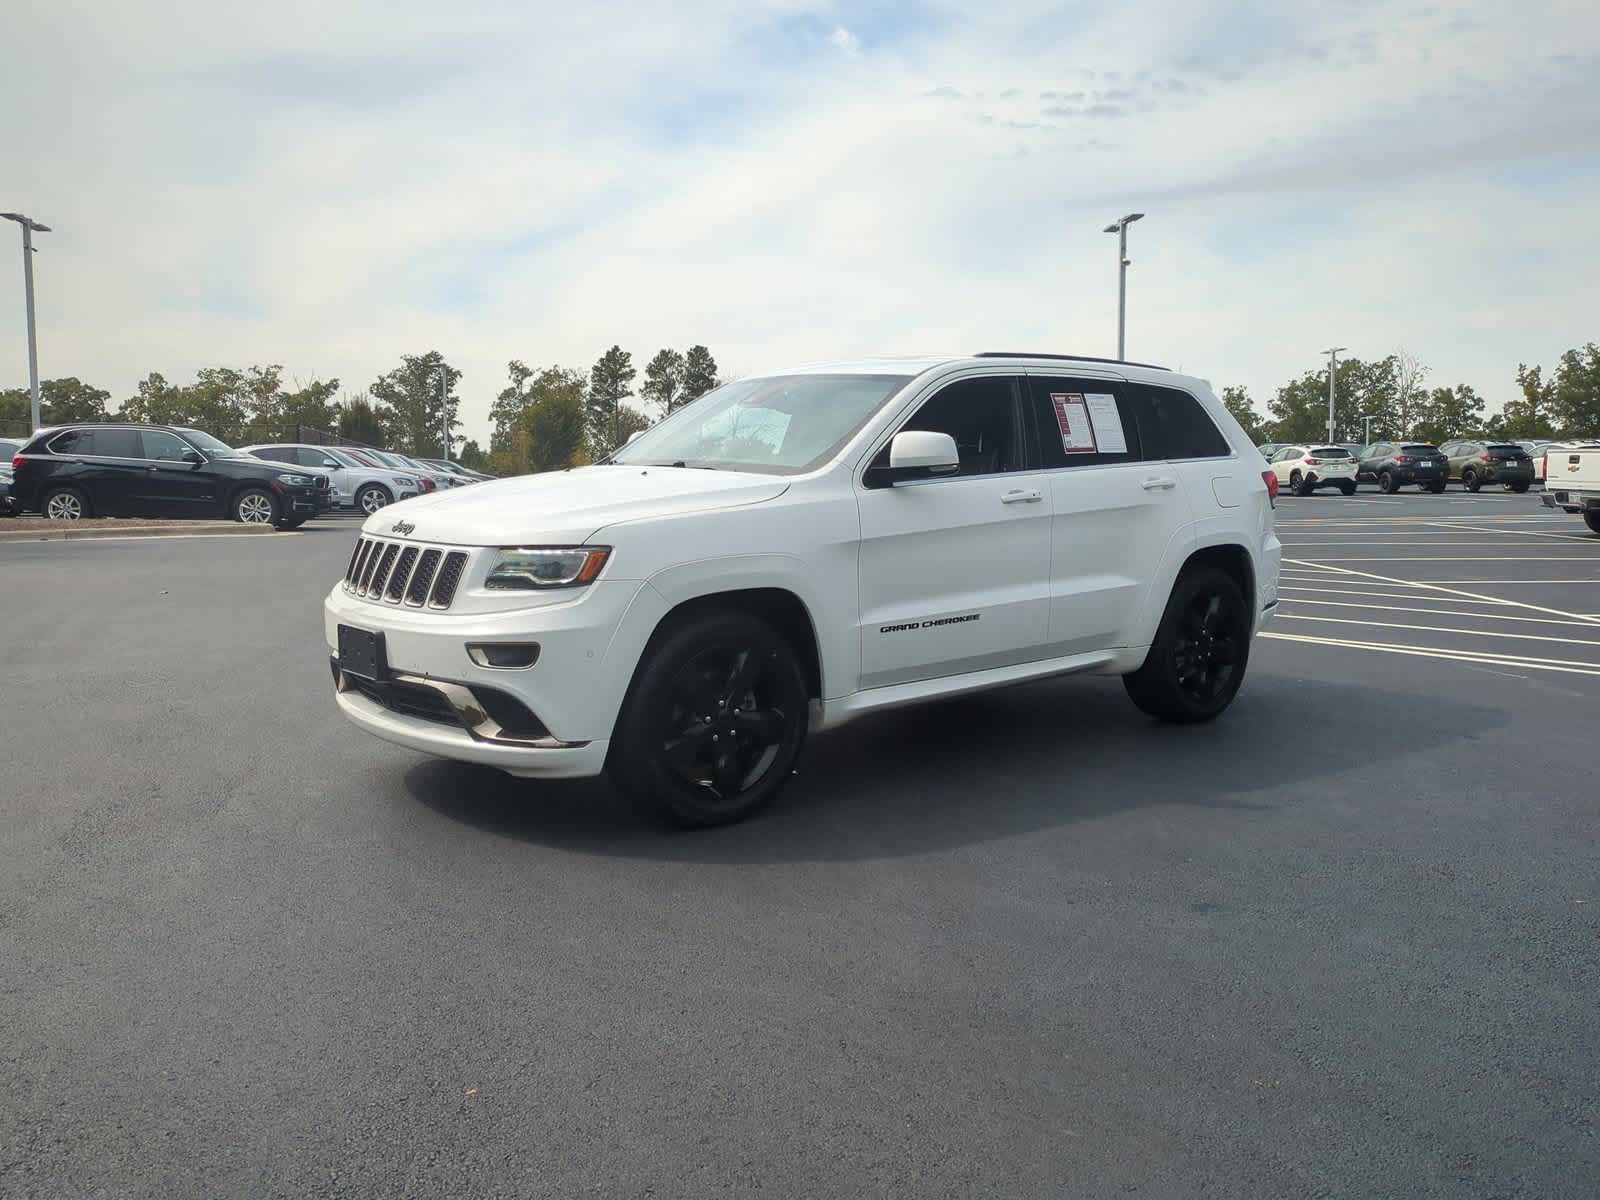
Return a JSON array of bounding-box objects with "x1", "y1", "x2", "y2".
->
[{"x1": 973, "y1": 351, "x2": 1170, "y2": 371}]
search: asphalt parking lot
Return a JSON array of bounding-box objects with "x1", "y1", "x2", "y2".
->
[{"x1": 3, "y1": 492, "x2": 1597, "y2": 1199}]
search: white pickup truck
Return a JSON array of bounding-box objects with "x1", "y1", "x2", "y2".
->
[{"x1": 1541, "y1": 445, "x2": 1600, "y2": 533}]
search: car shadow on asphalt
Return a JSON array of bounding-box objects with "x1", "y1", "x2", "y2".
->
[{"x1": 405, "y1": 673, "x2": 1504, "y2": 863}]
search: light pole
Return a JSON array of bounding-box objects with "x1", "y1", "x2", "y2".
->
[
  {"x1": 1102, "y1": 212, "x2": 1144, "y2": 360},
  {"x1": 1360, "y1": 413, "x2": 1376, "y2": 446},
  {"x1": 1322, "y1": 346, "x2": 1346, "y2": 443},
  {"x1": 433, "y1": 367, "x2": 450, "y2": 460},
  {"x1": 2, "y1": 212, "x2": 50, "y2": 433}
]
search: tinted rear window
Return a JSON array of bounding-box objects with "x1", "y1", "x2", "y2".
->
[
  {"x1": 1488, "y1": 444, "x2": 1524, "y2": 454},
  {"x1": 1401, "y1": 445, "x2": 1438, "y2": 455},
  {"x1": 1312, "y1": 447, "x2": 1351, "y2": 457},
  {"x1": 1133, "y1": 385, "x2": 1231, "y2": 460}
]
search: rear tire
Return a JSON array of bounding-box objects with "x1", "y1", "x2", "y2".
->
[
  {"x1": 41, "y1": 486, "x2": 90, "y2": 520},
  {"x1": 1585, "y1": 511, "x2": 1600, "y2": 535},
  {"x1": 1428, "y1": 479, "x2": 1446, "y2": 493},
  {"x1": 1463, "y1": 468, "x2": 1481, "y2": 493},
  {"x1": 1123, "y1": 566, "x2": 1251, "y2": 724},
  {"x1": 233, "y1": 487, "x2": 279, "y2": 525},
  {"x1": 1338, "y1": 481, "x2": 1356, "y2": 496},
  {"x1": 1378, "y1": 470, "x2": 1398, "y2": 494},
  {"x1": 610, "y1": 610, "x2": 809, "y2": 828},
  {"x1": 1507, "y1": 480, "x2": 1530, "y2": 493}
]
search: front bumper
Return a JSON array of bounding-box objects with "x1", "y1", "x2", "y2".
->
[
  {"x1": 324, "y1": 577, "x2": 656, "y2": 778},
  {"x1": 1483, "y1": 465, "x2": 1534, "y2": 483},
  {"x1": 1545, "y1": 490, "x2": 1599, "y2": 512},
  {"x1": 282, "y1": 484, "x2": 333, "y2": 515}
]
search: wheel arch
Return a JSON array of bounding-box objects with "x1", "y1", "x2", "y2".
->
[
  {"x1": 638, "y1": 586, "x2": 824, "y2": 701},
  {"x1": 1178, "y1": 543, "x2": 1257, "y2": 630}
]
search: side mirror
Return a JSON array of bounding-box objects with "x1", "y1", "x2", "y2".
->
[
  {"x1": 868, "y1": 430, "x2": 961, "y2": 487},
  {"x1": 626, "y1": 431, "x2": 645, "y2": 445},
  {"x1": 180, "y1": 449, "x2": 204, "y2": 465},
  {"x1": 322, "y1": 458, "x2": 340, "y2": 469}
]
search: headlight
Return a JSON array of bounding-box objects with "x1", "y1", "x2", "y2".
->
[
  {"x1": 485, "y1": 547, "x2": 611, "y2": 590},
  {"x1": 276, "y1": 473, "x2": 311, "y2": 485},
  {"x1": 394, "y1": 475, "x2": 416, "y2": 486}
]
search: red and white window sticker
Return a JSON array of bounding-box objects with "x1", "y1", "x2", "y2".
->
[{"x1": 1050, "y1": 393, "x2": 1098, "y2": 453}]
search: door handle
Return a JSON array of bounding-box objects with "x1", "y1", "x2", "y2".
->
[
  {"x1": 1140, "y1": 477, "x2": 1178, "y2": 491},
  {"x1": 1001, "y1": 488, "x2": 1043, "y2": 504},
  {"x1": 147, "y1": 465, "x2": 160, "y2": 472}
]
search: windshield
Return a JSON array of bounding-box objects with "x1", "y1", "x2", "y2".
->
[
  {"x1": 610, "y1": 373, "x2": 912, "y2": 475},
  {"x1": 176, "y1": 428, "x2": 252, "y2": 458}
]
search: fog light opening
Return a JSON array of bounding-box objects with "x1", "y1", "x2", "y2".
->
[{"x1": 466, "y1": 642, "x2": 540, "y2": 670}]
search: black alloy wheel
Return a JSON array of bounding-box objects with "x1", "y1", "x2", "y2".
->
[
  {"x1": 1378, "y1": 470, "x2": 1398, "y2": 494},
  {"x1": 612, "y1": 610, "x2": 808, "y2": 827},
  {"x1": 1463, "y1": 468, "x2": 1481, "y2": 492},
  {"x1": 1124, "y1": 566, "x2": 1251, "y2": 723}
]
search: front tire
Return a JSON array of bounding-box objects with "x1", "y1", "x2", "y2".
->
[
  {"x1": 610, "y1": 610, "x2": 809, "y2": 827},
  {"x1": 1378, "y1": 470, "x2": 1398, "y2": 494},
  {"x1": 1463, "y1": 468, "x2": 1481, "y2": 493},
  {"x1": 1123, "y1": 566, "x2": 1251, "y2": 724},
  {"x1": 233, "y1": 487, "x2": 279, "y2": 525},
  {"x1": 357, "y1": 484, "x2": 392, "y2": 515},
  {"x1": 42, "y1": 486, "x2": 90, "y2": 520}
]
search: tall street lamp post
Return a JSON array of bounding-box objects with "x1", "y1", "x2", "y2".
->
[
  {"x1": 1102, "y1": 212, "x2": 1144, "y2": 360},
  {"x1": 2, "y1": 212, "x2": 50, "y2": 433},
  {"x1": 1322, "y1": 346, "x2": 1346, "y2": 444}
]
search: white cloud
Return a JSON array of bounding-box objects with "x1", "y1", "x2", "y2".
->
[{"x1": 0, "y1": 0, "x2": 1596, "y2": 443}]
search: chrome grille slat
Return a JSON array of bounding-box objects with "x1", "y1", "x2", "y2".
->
[
  {"x1": 405, "y1": 549, "x2": 442, "y2": 606},
  {"x1": 344, "y1": 537, "x2": 369, "y2": 585},
  {"x1": 355, "y1": 539, "x2": 384, "y2": 593},
  {"x1": 429, "y1": 552, "x2": 468, "y2": 608},
  {"x1": 385, "y1": 546, "x2": 419, "y2": 602},
  {"x1": 368, "y1": 543, "x2": 401, "y2": 598}
]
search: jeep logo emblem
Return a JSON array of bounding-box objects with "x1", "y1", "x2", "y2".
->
[{"x1": 390, "y1": 519, "x2": 416, "y2": 534}]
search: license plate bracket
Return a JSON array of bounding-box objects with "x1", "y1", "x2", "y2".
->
[{"x1": 338, "y1": 625, "x2": 388, "y2": 681}]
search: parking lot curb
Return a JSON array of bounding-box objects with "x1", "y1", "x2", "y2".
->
[{"x1": 0, "y1": 522, "x2": 281, "y2": 543}]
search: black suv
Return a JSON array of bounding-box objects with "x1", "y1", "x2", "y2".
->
[
  {"x1": 10, "y1": 424, "x2": 332, "y2": 527},
  {"x1": 1356, "y1": 442, "x2": 1448, "y2": 493}
]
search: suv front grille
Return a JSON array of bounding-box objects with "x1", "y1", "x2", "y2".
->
[{"x1": 343, "y1": 537, "x2": 470, "y2": 610}]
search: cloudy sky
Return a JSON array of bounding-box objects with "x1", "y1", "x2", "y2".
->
[{"x1": 2, "y1": 0, "x2": 1597, "y2": 443}]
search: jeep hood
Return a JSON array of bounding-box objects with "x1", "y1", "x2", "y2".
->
[{"x1": 361, "y1": 465, "x2": 789, "y2": 546}]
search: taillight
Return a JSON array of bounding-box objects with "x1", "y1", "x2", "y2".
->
[
  {"x1": 10, "y1": 454, "x2": 22, "y2": 470},
  {"x1": 1305, "y1": 457, "x2": 1321, "y2": 466},
  {"x1": 1395, "y1": 455, "x2": 1411, "y2": 464},
  {"x1": 1262, "y1": 470, "x2": 1279, "y2": 504},
  {"x1": 420, "y1": 477, "x2": 436, "y2": 492}
]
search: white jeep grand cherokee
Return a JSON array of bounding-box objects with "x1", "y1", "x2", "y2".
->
[{"x1": 326, "y1": 353, "x2": 1281, "y2": 826}]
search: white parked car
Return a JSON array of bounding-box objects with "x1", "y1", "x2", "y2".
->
[
  {"x1": 1266, "y1": 444, "x2": 1359, "y2": 496},
  {"x1": 244, "y1": 444, "x2": 423, "y2": 514},
  {"x1": 326, "y1": 353, "x2": 1282, "y2": 826}
]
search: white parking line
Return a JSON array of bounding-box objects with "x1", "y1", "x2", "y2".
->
[
  {"x1": 1260, "y1": 632, "x2": 1600, "y2": 676},
  {"x1": 1306, "y1": 556, "x2": 1600, "y2": 562},
  {"x1": 1276, "y1": 597, "x2": 1600, "y2": 627},
  {"x1": 1281, "y1": 559, "x2": 1600, "y2": 626},
  {"x1": 1277, "y1": 584, "x2": 1514, "y2": 604},
  {"x1": 1274, "y1": 613, "x2": 1600, "y2": 648},
  {"x1": 1418, "y1": 520, "x2": 1600, "y2": 543}
]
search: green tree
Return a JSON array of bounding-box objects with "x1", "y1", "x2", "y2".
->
[
  {"x1": 270, "y1": 377, "x2": 342, "y2": 435},
  {"x1": 338, "y1": 392, "x2": 386, "y2": 445},
  {"x1": 1500, "y1": 364, "x2": 1557, "y2": 439},
  {"x1": 525, "y1": 384, "x2": 590, "y2": 473},
  {"x1": 1, "y1": 377, "x2": 111, "y2": 428},
  {"x1": 489, "y1": 360, "x2": 537, "y2": 452},
  {"x1": 1219, "y1": 385, "x2": 1265, "y2": 444},
  {"x1": 458, "y1": 439, "x2": 488, "y2": 471},
  {"x1": 1267, "y1": 355, "x2": 1412, "y2": 443},
  {"x1": 679, "y1": 345, "x2": 719, "y2": 409},
  {"x1": 1550, "y1": 343, "x2": 1600, "y2": 436},
  {"x1": 640, "y1": 348, "x2": 685, "y2": 417},
  {"x1": 586, "y1": 345, "x2": 636, "y2": 457},
  {"x1": 120, "y1": 372, "x2": 190, "y2": 426},
  {"x1": 1411, "y1": 384, "x2": 1486, "y2": 445},
  {"x1": 370, "y1": 351, "x2": 462, "y2": 457}
]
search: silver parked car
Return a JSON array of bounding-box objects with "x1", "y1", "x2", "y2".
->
[{"x1": 243, "y1": 444, "x2": 422, "y2": 514}]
